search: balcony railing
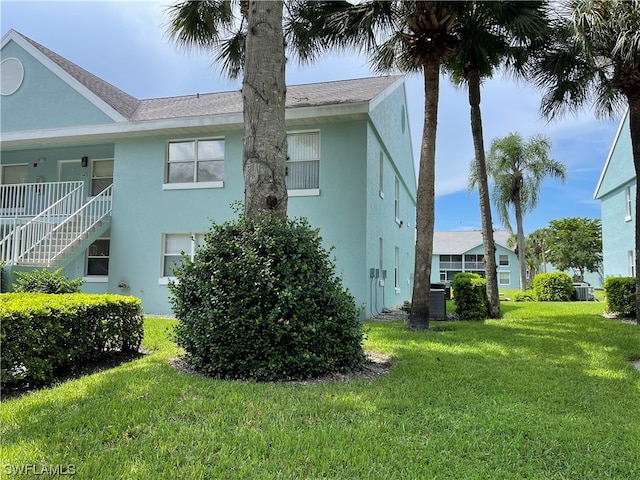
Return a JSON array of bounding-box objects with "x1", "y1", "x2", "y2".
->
[{"x1": 0, "y1": 181, "x2": 84, "y2": 218}]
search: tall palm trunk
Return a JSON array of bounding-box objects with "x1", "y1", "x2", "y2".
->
[
  {"x1": 410, "y1": 61, "x2": 439, "y2": 330},
  {"x1": 467, "y1": 67, "x2": 500, "y2": 318},
  {"x1": 242, "y1": 0, "x2": 288, "y2": 221},
  {"x1": 514, "y1": 196, "x2": 527, "y2": 290},
  {"x1": 627, "y1": 97, "x2": 640, "y2": 324}
]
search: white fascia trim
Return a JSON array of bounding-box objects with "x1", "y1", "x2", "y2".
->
[
  {"x1": 288, "y1": 188, "x2": 320, "y2": 197},
  {"x1": 0, "y1": 113, "x2": 245, "y2": 146},
  {"x1": 3, "y1": 31, "x2": 128, "y2": 123},
  {"x1": 593, "y1": 108, "x2": 629, "y2": 200},
  {"x1": 83, "y1": 276, "x2": 108, "y2": 283},
  {"x1": 286, "y1": 102, "x2": 369, "y2": 120},
  {"x1": 368, "y1": 76, "x2": 405, "y2": 111},
  {"x1": 163, "y1": 181, "x2": 224, "y2": 190}
]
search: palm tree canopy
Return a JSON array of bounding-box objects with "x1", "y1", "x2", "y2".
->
[
  {"x1": 530, "y1": 0, "x2": 640, "y2": 119},
  {"x1": 166, "y1": 0, "x2": 247, "y2": 79},
  {"x1": 486, "y1": 132, "x2": 567, "y2": 232},
  {"x1": 444, "y1": 1, "x2": 549, "y2": 85},
  {"x1": 286, "y1": 1, "x2": 465, "y2": 74}
]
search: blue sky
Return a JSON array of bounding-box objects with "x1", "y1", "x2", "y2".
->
[{"x1": 1, "y1": 0, "x2": 622, "y2": 233}]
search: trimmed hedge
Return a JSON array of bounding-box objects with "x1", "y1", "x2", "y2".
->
[
  {"x1": 0, "y1": 293, "x2": 144, "y2": 387},
  {"x1": 514, "y1": 290, "x2": 536, "y2": 302},
  {"x1": 451, "y1": 273, "x2": 488, "y2": 321},
  {"x1": 604, "y1": 277, "x2": 635, "y2": 318},
  {"x1": 12, "y1": 268, "x2": 83, "y2": 294},
  {"x1": 533, "y1": 272, "x2": 574, "y2": 301}
]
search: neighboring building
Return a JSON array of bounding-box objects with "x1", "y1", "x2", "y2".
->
[
  {"x1": 0, "y1": 30, "x2": 417, "y2": 318},
  {"x1": 431, "y1": 230, "x2": 519, "y2": 289},
  {"x1": 594, "y1": 109, "x2": 635, "y2": 280}
]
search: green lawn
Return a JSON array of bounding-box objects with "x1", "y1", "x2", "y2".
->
[{"x1": 2, "y1": 302, "x2": 639, "y2": 479}]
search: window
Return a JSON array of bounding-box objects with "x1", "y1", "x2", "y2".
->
[
  {"x1": 394, "y1": 176, "x2": 400, "y2": 221},
  {"x1": 499, "y1": 254, "x2": 509, "y2": 266},
  {"x1": 91, "y1": 159, "x2": 113, "y2": 195},
  {"x1": 464, "y1": 254, "x2": 484, "y2": 270},
  {"x1": 394, "y1": 246, "x2": 400, "y2": 291},
  {"x1": 162, "y1": 233, "x2": 205, "y2": 277},
  {"x1": 625, "y1": 186, "x2": 632, "y2": 221},
  {"x1": 379, "y1": 152, "x2": 384, "y2": 197},
  {"x1": 166, "y1": 139, "x2": 224, "y2": 185},
  {"x1": 499, "y1": 271, "x2": 510, "y2": 285},
  {"x1": 86, "y1": 239, "x2": 110, "y2": 276},
  {"x1": 287, "y1": 132, "x2": 319, "y2": 191},
  {"x1": 629, "y1": 250, "x2": 635, "y2": 277}
]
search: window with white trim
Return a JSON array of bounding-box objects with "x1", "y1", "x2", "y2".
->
[
  {"x1": 166, "y1": 139, "x2": 224, "y2": 185},
  {"x1": 394, "y1": 246, "x2": 400, "y2": 290},
  {"x1": 625, "y1": 186, "x2": 632, "y2": 221},
  {"x1": 394, "y1": 176, "x2": 400, "y2": 221},
  {"x1": 499, "y1": 254, "x2": 509, "y2": 266},
  {"x1": 162, "y1": 233, "x2": 205, "y2": 277},
  {"x1": 379, "y1": 151, "x2": 384, "y2": 197},
  {"x1": 499, "y1": 271, "x2": 510, "y2": 285},
  {"x1": 286, "y1": 132, "x2": 319, "y2": 190},
  {"x1": 86, "y1": 239, "x2": 110, "y2": 276},
  {"x1": 91, "y1": 159, "x2": 113, "y2": 195}
]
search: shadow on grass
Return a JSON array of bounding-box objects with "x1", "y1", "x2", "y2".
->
[{"x1": 1, "y1": 350, "x2": 145, "y2": 401}]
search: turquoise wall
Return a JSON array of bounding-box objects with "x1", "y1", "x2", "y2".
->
[
  {"x1": 600, "y1": 183, "x2": 635, "y2": 278},
  {"x1": 106, "y1": 121, "x2": 373, "y2": 316},
  {"x1": 1, "y1": 40, "x2": 114, "y2": 132},
  {"x1": 366, "y1": 82, "x2": 416, "y2": 314}
]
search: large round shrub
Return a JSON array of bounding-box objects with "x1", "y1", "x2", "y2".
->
[{"x1": 170, "y1": 214, "x2": 366, "y2": 381}]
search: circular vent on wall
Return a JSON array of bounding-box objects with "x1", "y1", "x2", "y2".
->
[{"x1": 1, "y1": 57, "x2": 25, "y2": 96}]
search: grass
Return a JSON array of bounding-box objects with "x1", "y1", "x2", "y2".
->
[{"x1": 1, "y1": 302, "x2": 639, "y2": 479}]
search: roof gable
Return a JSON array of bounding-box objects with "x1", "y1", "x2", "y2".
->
[
  {"x1": 594, "y1": 109, "x2": 635, "y2": 199},
  {"x1": 1, "y1": 30, "x2": 137, "y2": 128}
]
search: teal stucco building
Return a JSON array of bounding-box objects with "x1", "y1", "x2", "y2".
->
[
  {"x1": 594, "y1": 109, "x2": 635, "y2": 280},
  {"x1": 0, "y1": 30, "x2": 417, "y2": 318}
]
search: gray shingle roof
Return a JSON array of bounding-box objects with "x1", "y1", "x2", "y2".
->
[
  {"x1": 19, "y1": 31, "x2": 140, "y2": 119},
  {"x1": 132, "y1": 75, "x2": 402, "y2": 121},
  {"x1": 15, "y1": 30, "x2": 401, "y2": 123},
  {"x1": 433, "y1": 230, "x2": 512, "y2": 255}
]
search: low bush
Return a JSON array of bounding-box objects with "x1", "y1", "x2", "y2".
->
[
  {"x1": 604, "y1": 277, "x2": 635, "y2": 318},
  {"x1": 0, "y1": 293, "x2": 143, "y2": 387},
  {"x1": 170, "y1": 214, "x2": 366, "y2": 382},
  {"x1": 533, "y1": 272, "x2": 574, "y2": 301},
  {"x1": 451, "y1": 273, "x2": 487, "y2": 321},
  {"x1": 12, "y1": 268, "x2": 84, "y2": 293},
  {"x1": 514, "y1": 290, "x2": 536, "y2": 302}
]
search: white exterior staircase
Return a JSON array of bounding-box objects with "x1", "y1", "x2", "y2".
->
[{"x1": 0, "y1": 181, "x2": 112, "y2": 268}]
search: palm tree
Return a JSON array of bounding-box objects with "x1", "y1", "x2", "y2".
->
[
  {"x1": 166, "y1": 0, "x2": 288, "y2": 221},
  {"x1": 529, "y1": 0, "x2": 640, "y2": 323},
  {"x1": 525, "y1": 227, "x2": 551, "y2": 280},
  {"x1": 287, "y1": 1, "x2": 467, "y2": 330},
  {"x1": 450, "y1": 1, "x2": 549, "y2": 318},
  {"x1": 486, "y1": 132, "x2": 567, "y2": 290}
]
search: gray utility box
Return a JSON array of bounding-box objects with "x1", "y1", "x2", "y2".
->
[
  {"x1": 573, "y1": 283, "x2": 595, "y2": 301},
  {"x1": 430, "y1": 289, "x2": 447, "y2": 320}
]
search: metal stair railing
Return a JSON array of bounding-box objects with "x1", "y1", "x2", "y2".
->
[
  {"x1": 10, "y1": 182, "x2": 85, "y2": 265},
  {"x1": 18, "y1": 185, "x2": 113, "y2": 266}
]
